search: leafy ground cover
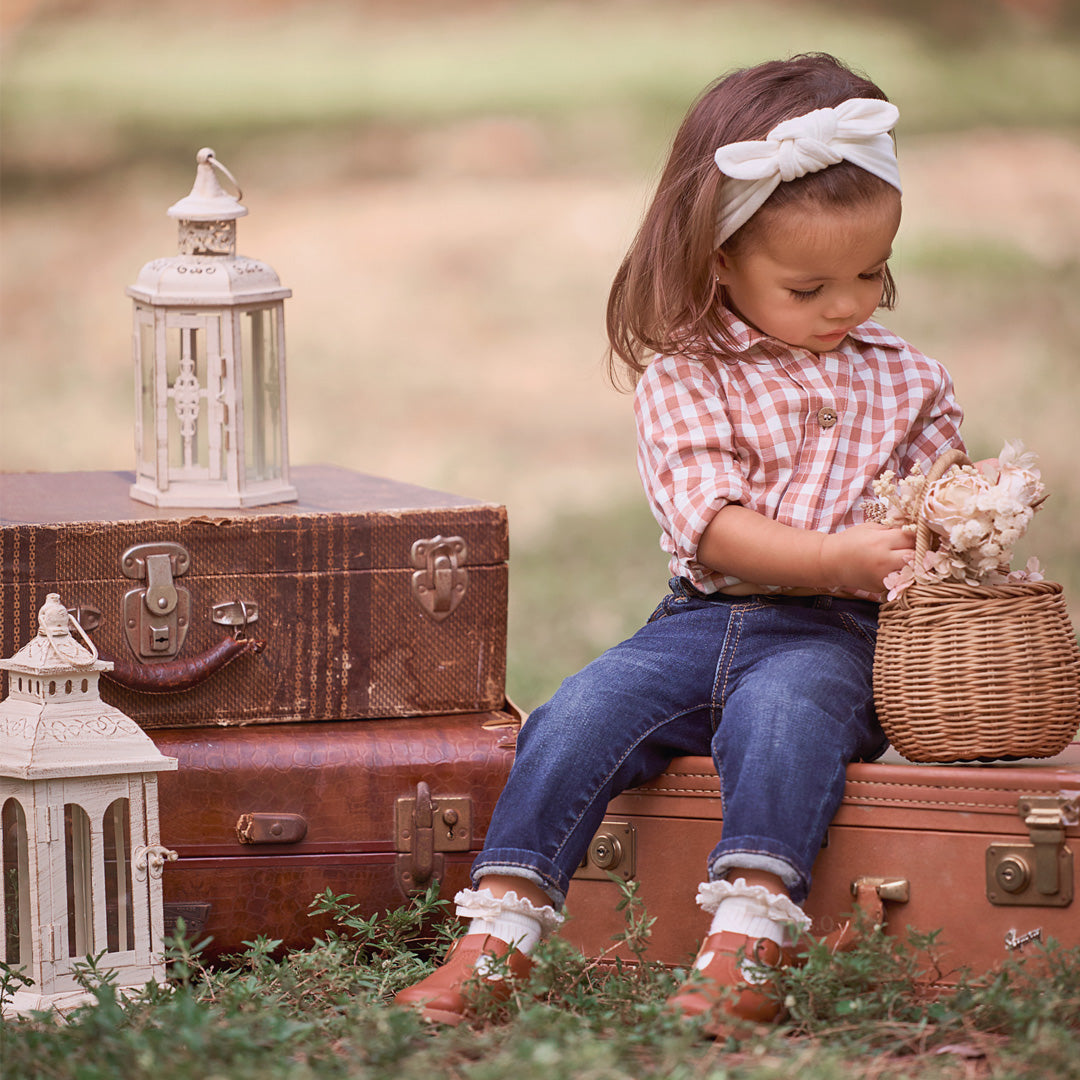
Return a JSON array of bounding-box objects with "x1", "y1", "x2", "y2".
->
[{"x1": 3, "y1": 884, "x2": 1078, "y2": 1080}]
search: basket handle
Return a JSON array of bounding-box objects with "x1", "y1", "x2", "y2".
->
[{"x1": 912, "y1": 448, "x2": 972, "y2": 573}]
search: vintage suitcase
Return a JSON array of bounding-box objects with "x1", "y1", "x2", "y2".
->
[
  {"x1": 151, "y1": 706, "x2": 520, "y2": 957},
  {"x1": 564, "y1": 745, "x2": 1080, "y2": 979},
  {"x1": 0, "y1": 466, "x2": 507, "y2": 727}
]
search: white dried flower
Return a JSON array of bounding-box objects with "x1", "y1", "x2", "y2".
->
[{"x1": 873, "y1": 442, "x2": 1046, "y2": 591}]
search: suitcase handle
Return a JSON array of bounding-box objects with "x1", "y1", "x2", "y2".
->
[{"x1": 99, "y1": 633, "x2": 265, "y2": 695}]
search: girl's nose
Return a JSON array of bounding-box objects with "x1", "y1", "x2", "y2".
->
[{"x1": 825, "y1": 291, "x2": 859, "y2": 320}]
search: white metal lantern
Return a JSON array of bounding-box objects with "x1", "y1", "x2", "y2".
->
[
  {"x1": 0, "y1": 594, "x2": 178, "y2": 1017},
  {"x1": 127, "y1": 148, "x2": 297, "y2": 507}
]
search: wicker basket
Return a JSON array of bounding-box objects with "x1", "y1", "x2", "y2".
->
[{"x1": 872, "y1": 449, "x2": 1080, "y2": 763}]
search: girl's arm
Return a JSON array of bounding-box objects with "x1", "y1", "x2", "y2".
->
[{"x1": 697, "y1": 504, "x2": 915, "y2": 596}]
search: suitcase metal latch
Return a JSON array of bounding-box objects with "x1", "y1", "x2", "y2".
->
[
  {"x1": 236, "y1": 813, "x2": 308, "y2": 845},
  {"x1": 410, "y1": 536, "x2": 468, "y2": 622},
  {"x1": 121, "y1": 541, "x2": 192, "y2": 661},
  {"x1": 575, "y1": 821, "x2": 636, "y2": 882},
  {"x1": 394, "y1": 782, "x2": 472, "y2": 894},
  {"x1": 986, "y1": 793, "x2": 1078, "y2": 908}
]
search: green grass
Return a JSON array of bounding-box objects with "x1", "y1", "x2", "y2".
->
[{"x1": 3, "y1": 884, "x2": 1078, "y2": 1079}]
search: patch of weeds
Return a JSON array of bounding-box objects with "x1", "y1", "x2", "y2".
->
[
  {"x1": 780, "y1": 913, "x2": 951, "y2": 1053},
  {"x1": 4, "y1": 880, "x2": 1080, "y2": 1079}
]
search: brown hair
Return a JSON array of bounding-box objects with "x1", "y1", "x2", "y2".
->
[{"x1": 606, "y1": 53, "x2": 899, "y2": 387}]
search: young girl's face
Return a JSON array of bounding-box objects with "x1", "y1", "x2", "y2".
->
[{"x1": 715, "y1": 191, "x2": 902, "y2": 353}]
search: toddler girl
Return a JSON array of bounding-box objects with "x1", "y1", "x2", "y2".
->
[{"x1": 396, "y1": 52, "x2": 965, "y2": 1032}]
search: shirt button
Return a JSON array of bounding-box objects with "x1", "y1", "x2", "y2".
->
[{"x1": 817, "y1": 407, "x2": 838, "y2": 429}]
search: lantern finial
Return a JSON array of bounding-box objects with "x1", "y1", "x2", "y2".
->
[{"x1": 168, "y1": 147, "x2": 247, "y2": 223}]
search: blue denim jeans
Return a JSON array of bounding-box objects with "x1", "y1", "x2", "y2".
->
[{"x1": 473, "y1": 579, "x2": 887, "y2": 908}]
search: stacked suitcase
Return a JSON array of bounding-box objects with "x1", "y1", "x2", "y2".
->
[
  {"x1": 0, "y1": 466, "x2": 519, "y2": 956},
  {"x1": 3, "y1": 466, "x2": 1076, "y2": 976}
]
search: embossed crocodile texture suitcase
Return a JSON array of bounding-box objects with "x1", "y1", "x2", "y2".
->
[
  {"x1": 564, "y1": 745, "x2": 1080, "y2": 979},
  {"x1": 0, "y1": 466, "x2": 507, "y2": 728},
  {"x1": 151, "y1": 707, "x2": 520, "y2": 958}
]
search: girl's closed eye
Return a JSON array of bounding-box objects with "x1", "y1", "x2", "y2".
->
[{"x1": 789, "y1": 285, "x2": 824, "y2": 301}]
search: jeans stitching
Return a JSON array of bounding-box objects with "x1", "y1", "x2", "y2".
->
[
  {"x1": 714, "y1": 600, "x2": 765, "y2": 712},
  {"x1": 838, "y1": 610, "x2": 877, "y2": 647}
]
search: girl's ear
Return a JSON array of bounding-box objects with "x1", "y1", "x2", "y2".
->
[{"x1": 714, "y1": 248, "x2": 737, "y2": 285}]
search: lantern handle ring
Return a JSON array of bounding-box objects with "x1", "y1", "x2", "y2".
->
[
  {"x1": 197, "y1": 147, "x2": 243, "y2": 204},
  {"x1": 41, "y1": 599, "x2": 100, "y2": 668}
]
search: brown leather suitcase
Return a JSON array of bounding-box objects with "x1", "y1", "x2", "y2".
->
[
  {"x1": 564, "y1": 745, "x2": 1080, "y2": 979},
  {"x1": 151, "y1": 706, "x2": 520, "y2": 957},
  {"x1": 0, "y1": 466, "x2": 507, "y2": 727}
]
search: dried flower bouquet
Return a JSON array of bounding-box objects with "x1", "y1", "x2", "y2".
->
[{"x1": 867, "y1": 440, "x2": 1047, "y2": 601}]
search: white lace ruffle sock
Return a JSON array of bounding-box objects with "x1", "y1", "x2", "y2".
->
[
  {"x1": 454, "y1": 887, "x2": 564, "y2": 955},
  {"x1": 696, "y1": 878, "x2": 812, "y2": 948}
]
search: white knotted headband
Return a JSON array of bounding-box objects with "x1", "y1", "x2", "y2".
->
[{"x1": 713, "y1": 98, "x2": 902, "y2": 246}]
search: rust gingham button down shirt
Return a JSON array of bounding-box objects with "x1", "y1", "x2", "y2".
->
[{"x1": 634, "y1": 311, "x2": 965, "y2": 595}]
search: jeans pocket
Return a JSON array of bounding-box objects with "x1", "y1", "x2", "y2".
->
[{"x1": 838, "y1": 609, "x2": 878, "y2": 648}]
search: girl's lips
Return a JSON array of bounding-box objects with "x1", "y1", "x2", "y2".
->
[{"x1": 817, "y1": 327, "x2": 852, "y2": 343}]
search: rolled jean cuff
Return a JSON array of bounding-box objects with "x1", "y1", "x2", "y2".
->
[
  {"x1": 708, "y1": 837, "x2": 810, "y2": 903},
  {"x1": 470, "y1": 847, "x2": 568, "y2": 910}
]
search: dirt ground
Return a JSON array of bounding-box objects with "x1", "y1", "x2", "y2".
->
[{"x1": 2, "y1": 129, "x2": 1078, "y2": 600}]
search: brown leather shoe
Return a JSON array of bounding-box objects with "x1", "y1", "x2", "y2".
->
[
  {"x1": 666, "y1": 931, "x2": 795, "y2": 1035},
  {"x1": 394, "y1": 934, "x2": 534, "y2": 1026}
]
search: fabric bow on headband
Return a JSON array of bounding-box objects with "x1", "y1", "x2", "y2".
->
[{"x1": 713, "y1": 98, "x2": 902, "y2": 245}]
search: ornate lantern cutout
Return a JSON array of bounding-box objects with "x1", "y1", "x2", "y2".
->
[
  {"x1": 0, "y1": 595, "x2": 178, "y2": 1017},
  {"x1": 127, "y1": 148, "x2": 297, "y2": 507}
]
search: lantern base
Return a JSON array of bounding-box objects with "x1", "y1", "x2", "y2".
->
[
  {"x1": 2, "y1": 985, "x2": 98, "y2": 1018},
  {"x1": 2, "y1": 972, "x2": 170, "y2": 1019},
  {"x1": 129, "y1": 478, "x2": 298, "y2": 509}
]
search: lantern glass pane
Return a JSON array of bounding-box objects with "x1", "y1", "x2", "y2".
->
[
  {"x1": 136, "y1": 309, "x2": 156, "y2": 478},
  {"x1": 103, "y1": 799, "x2": 134, "y2": 954},
  {"x1": 164, "y1": 312, "x2": 225, "y2": 482},
  {"x1": 64, "y1": 803, "x2": 94, "y2": 957},
  {"x1": 2, "y1": 797, "x2": 30, "y2": 966},
  {"x1": 241, "y1": 307, "x2": 282, "y2": 485}
]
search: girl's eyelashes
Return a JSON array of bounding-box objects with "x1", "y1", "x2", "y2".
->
[{"x1": 788, "y1": 267, "x2": 887, "y2": 301}]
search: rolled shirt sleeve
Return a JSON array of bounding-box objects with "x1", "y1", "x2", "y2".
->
[{"x1": 635, "y1": 354, "x2": 749, "y2": 574}]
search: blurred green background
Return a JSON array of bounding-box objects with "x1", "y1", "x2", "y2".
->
[{"x1": 2, "y1": 0, "x2": 1078, "y2": 710}]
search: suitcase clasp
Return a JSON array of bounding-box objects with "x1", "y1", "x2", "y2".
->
[
  {"x1": 394, "y1": 782, "x2": 472, "y2": 894},
  {"x1": 121, "y1": 541, "x2": 192, "y2": 661},
  {"x1": 985, "y1": 794, "x2": 1077, "y2": 908},
  {"x1": 410, "y1": 536, "x2": 468, "y2": 622},
  {"x1": 574, "y1": 821, "x2": 636, "y2": 882}
]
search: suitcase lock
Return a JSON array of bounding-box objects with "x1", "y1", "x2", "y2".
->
[
  {"x1": 575, "y1": 821, "x2": 636, "y2": 882},
  {"x1": 410, "y1": 536, "x2": 468, "y2": 622},
  {"x1": 986, "y1": 794, "x2": 1077, "y2": 908},
  {"x1": 121, "y1": 542, "x2": 191, "y2": 661},
  {"x1": 395, "y1": 782, "x2": 472, "y2": 894}
]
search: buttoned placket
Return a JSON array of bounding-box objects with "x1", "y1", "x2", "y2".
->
[{"x1": 777, "y1": 348, "x2": 850, "y2": 527}]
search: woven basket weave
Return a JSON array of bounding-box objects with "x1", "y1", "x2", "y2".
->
[{"x1": 872, "y1": 450, "x2": 1080, "y2": 763}]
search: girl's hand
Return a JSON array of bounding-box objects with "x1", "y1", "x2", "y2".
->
[{"x1": 819, "y1": 523, "x2": 915, "y2": 595}]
